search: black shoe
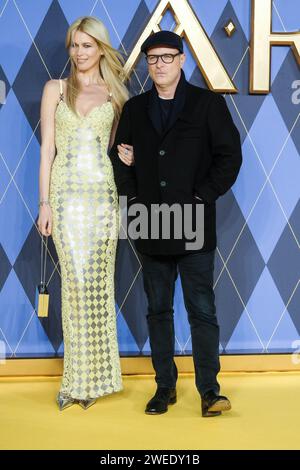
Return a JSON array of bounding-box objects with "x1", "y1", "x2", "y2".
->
[
  {"x1": 201, "y1": 390, "x2": 231, "y2": 417},
  {"x1": 145, "y1": 387, "x2": 177, "y2": 415}
]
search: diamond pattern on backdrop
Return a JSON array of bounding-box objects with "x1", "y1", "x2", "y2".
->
[{"x1": 0, "y1": 0, "x2": 299, "y2": 357}]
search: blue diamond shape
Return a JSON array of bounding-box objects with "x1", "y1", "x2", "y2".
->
[
  {"x1": 228, "y1": 94, "x2": 266, "y2": 144},
  {"x1": 272, "y1": 49, "x2": 300, "y2": 155},
  {"x1": 183, "y1": 38, "x2": 201, "y2": 82},
  {"x1": 0, "y1": 90, "x2": 36, "y2": 174},
  {"x1": 14, "y1": 312, "x2": 55, "y2": 357},
  {"x1": 117, "y1": 310, "x2": 140, "y2": 355},
  {"x1": 115, "y1": 238, "x2": 148, "y2": 349},
  {"x1": 0, "y1": 243, "x2": 11, "y2": 291},
  {"x1": 287, "y1": 283, "x2": 300, "y2": 335},
  {"x1": 210, "y1": 1, "x2": 248, "y2": 87},
  {"x1": 271, "y1": 47, "x2": 290, "y2": 84},
  {"x1": 247, "y1": 184, "x2": 286, "y2": 263},
  {"x1": 226, "y1": 310, "x2": 264, "y2": 352},
  {"x1": 0, "y1": 156, "x2": 11, "y2": 203},
  {"x1": 230, "y1": 0, "x2": 251, "y2": 40},
  {"x1": 13, "y1": 132, "x2": 40, "y2": 221},
  {"x1": 249, "y1": 94, "x2": 289, "y2": 174},
  {"x1": 0, "y1": 183, "x2": 34, "y2": 265},
  {"x1": 129, "y1": 54, "x2": 149, "y2": 92},
  {"x1": 117, "y1": 274, "x2": 148, "y2": 350},
  {"x1": 226, "y1": 224, "x2": 265, "y2": 305},
  {"x1": 216, "y1": 189, "x2": 246, "y2": 260},
  {"x1": 57, "y1": 340, "x2": 64, "y2": 356},
  {"x1": 214, "y1": 248, "x2": 225, "y2": 287},
  {"x1": 270, "y1": 136, "x2": 300, "y2": 222},
  {"x1": 12, "y1": 46, "x2": 49, "y2": 136},
  {"x1": 160, "y1": 9, "x2": 176, "y2": 31},
  {"x1": 15, "y1": 0, "x2": 53, "y2": 38},
  {"x1": 214, "y1": 268, "x2": 244, "y2": 349},
  {"x1": 232, "y1": 134, "x2": 266, "y2": 220},
  {"x1": 267, "y1": 311, "x2": 300, "y2": 352},
  {"x1": 189, "y1": 0, "x2": 228, "y2": 38},
  {"x1": 289, "y1": 199, "x2": 300, "y2": 243},
  {"x1": 0, "y1": 269, "x2": 34, "y2": 353},
  {"x1": 144, "y1": 0, "x2": 157, "y2": 11},
  {"x1": 33, "y1": 0, "x2": 70, "y2": 79},
  {"x1": 272, "y1": 0, "x2": 300, "y2": 31},
  {"x1": 189, "y1": 65, "x2": 209, "y2": 90},
  {"x1": 0, "y1": 1, "x2": 33, "y2": 84},
  {"x1": 268, "y1": 219, "x2": 300, "y2": 305},
  {"x1": 246, "y1": 267, "x2": 286, "y2": 348},
  {"x1": 94, "y1": 0, "x2": 146, "y2": 51},
  {"x1": 58, "y1": 0, "x2": 96, "y2": 25},
  {"x1": 142, "y1": 337, "x2": 151, "y2": 355}
]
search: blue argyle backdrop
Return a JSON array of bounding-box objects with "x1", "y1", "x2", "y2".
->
[{"x1": 0, "y1": 0, "x2": 299, "y2": 359}]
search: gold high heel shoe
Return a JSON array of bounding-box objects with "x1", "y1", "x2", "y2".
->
[
  {"x1": 56, "y1": 393, "x2": 76, "y2": 411},
  {"x1": 78, "y1": 398, "x2": 97, "y2": 410}
]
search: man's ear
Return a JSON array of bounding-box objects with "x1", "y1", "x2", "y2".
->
[{"x1": 180, "y1": 53, "x2": 186, "y2": 67}]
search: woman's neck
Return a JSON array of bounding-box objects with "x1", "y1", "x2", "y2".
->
[{"x1": 77, "y1": 68, "x2": 103, "y2": 87}]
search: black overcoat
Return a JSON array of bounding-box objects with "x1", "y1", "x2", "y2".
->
[{"x1": 109, "y1": 71, "x2": 242, "y2": 255}]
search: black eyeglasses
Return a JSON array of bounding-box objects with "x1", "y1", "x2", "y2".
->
[{"x1": 145, "y1": 52, "x2": 181, "y2": 65}]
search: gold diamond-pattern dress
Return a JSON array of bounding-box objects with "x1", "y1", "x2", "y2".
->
[{"x1": 49, "y1": 79, "x2": 122, "y2": 400}]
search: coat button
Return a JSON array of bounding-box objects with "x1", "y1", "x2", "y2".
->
[
  {"x1": 159, "y1": 150, "x2": 166, "y2": 156},
  {"x1": 160, "y1": 180, "x2": 167, "y2": 187}
]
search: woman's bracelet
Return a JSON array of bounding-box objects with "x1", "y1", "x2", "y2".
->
[{"x1": 39, "y1": 200, "x2": 50, "y2": 207}]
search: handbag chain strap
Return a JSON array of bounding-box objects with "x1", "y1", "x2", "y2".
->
[{"x1": 40, "y1": 236, "x2": 48, "y2": 287}]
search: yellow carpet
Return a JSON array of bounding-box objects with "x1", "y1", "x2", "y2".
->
[{"x1": 1, "y1": 372, "x2": 299, "y2": 450}]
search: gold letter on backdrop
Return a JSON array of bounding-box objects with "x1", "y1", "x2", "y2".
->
[
  {"x1": 250, "y1": 0, "x2": 300, "y2": 93},
  {"x1": 124, "y1": 0, "x2": 237, "y2": 93}
]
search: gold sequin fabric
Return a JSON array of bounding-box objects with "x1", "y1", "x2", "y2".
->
[{"x1": 49, "y1": 97, "x2": 122, "y2": 399}]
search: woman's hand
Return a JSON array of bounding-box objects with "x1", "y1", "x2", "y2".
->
[
  {"x1": 37, "y1": 205, "x2": 53, "y2": 236},
  {"x1": 117, "y1": 143, "x2": 135, "y2": 166}
]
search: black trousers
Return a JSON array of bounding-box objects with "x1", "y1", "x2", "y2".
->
[{"x1": 140, "y1": 250, "x2": 220, "y2": 397}]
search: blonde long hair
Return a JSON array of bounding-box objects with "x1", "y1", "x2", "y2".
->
[{"x1": 65, "y1": 16, "x2": 128, "y2": 120}]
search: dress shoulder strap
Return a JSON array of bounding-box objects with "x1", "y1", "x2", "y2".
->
[{"x1": 58, "y1": 79, "x2": 64, "y2": 102}]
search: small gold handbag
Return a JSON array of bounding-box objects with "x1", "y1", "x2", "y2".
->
[{"x1": 37, "y1": 236, "x2": 49, "y2": 318}]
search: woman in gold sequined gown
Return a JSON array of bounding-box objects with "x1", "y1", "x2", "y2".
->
[{"x1": 37, "y1": 17, "x2": 132, "y2": 410}]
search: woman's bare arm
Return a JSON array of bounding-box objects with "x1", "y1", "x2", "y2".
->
[{"x1": 38, "y1": 79, "x2": 59, "y2": 236}]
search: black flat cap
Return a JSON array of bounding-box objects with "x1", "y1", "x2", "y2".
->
[{"x1": 141, "y1": 30, "x2": 183, "y2": 54}]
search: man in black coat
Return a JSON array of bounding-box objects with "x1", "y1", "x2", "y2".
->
[{"x1": 110, "y1": 31, "x2": 242, "y2": 417}]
